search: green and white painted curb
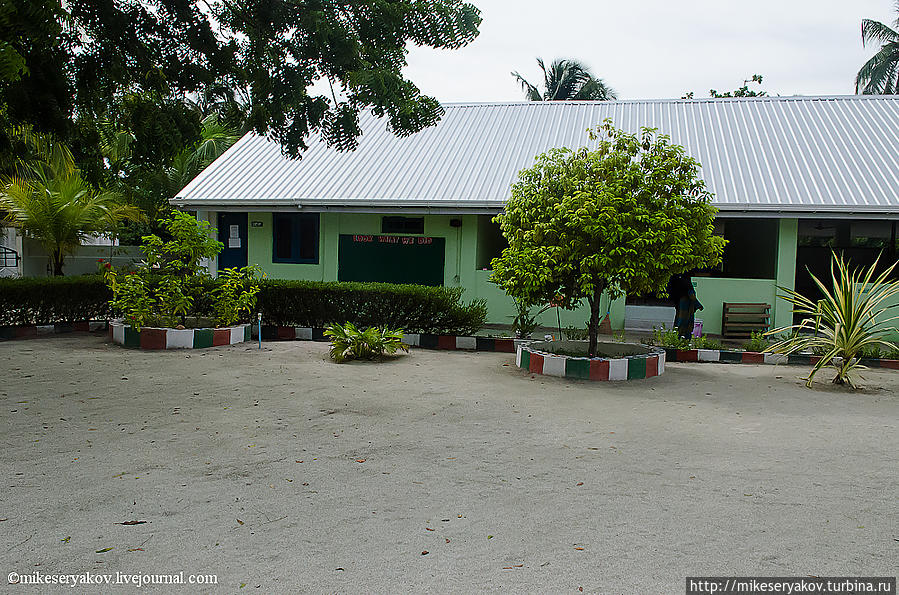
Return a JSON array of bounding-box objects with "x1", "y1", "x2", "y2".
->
[
  {"x1": 109, "y1": 320, "x2": 251, "y2": 350},
  {"x1": 517, "y1": 341, "x2": 667, "y2": 381}
]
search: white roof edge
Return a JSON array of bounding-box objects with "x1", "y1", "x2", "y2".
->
[{"x1": 438, "y1": 95, "x2": 890, "y2": 107}]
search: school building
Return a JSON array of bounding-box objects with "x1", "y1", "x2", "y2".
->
[{"x1": 172, "y1": 96, "x2": 899, "y2": 335}]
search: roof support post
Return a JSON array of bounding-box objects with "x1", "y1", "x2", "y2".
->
[{"x1": 774, "y1": 218, "x2": 798, "y2": 330}]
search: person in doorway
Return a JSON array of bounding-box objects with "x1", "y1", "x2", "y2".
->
[{"x1": 668, "y1": 274, "x2": 703, "y2": 339}]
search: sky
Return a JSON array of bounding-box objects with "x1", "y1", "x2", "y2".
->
[{"x1": 400, "y1": 0, "x2": 896, "y2": 102}]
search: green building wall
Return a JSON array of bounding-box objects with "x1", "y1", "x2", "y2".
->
[
  {"x1": 237, "y1": 211, "x2": 623, "y2": 331},
  {"x1": 209, "y1": 210, "x2": 800, "y2": 336}
]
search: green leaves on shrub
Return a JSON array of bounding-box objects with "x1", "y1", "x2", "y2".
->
[
  {"x1": 324, "y1": 322, "x2": 409, "y2": 363},
  {"x1": 257, "y1": 281, "x2": 487, "y2": 335},
  {"x1": 0, "y1": 275, "x2": 111, "y2": 326},
  {"x1": 742, "y1": 330, "x2": 770, "y2": 353},
  {"x1": 0, "y1": 275, "x2": 488, "y2": 335},
  {"x1": 212, "y1": 266, "x2": 262, "y2": 327},
  {"x1": 644, "y1": 325, "x2": 721, "y2": 350}
]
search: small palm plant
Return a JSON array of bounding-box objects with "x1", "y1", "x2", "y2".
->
[
  {"x1": 765, "y1": 253, "x2": 899, "y2": 388},
  {"x1": 324, "y1": 322, "x2": 409, "y2": 363}
]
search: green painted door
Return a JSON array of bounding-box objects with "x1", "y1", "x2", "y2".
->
[{"x1": 337, "y1": 234, "x2": 445, "y2": 286}]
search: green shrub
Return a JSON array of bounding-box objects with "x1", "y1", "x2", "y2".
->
[
  {"x1": 510, "y1": 298, "x2": 544, "y2": 338},
  {"x1": 562, "y1": 325, "x2": 589, "y2": 340},
  {"x1": 766, "y1": 252, "x2": 899, "y2": 388},
  {"x1": 858, "y1": 344, "x2": 883, "y2": 360},
  {"x1": 645, "y1": 325, "x2": 691, "y2": 349},
  {"x1": 324, "y1": 322, "x2": 409, "y2": 363},
  {"x1": 257, "y1": 280, "x2": 487, "y2": 335},
  {"x1": 0, "y1": 275, "x2": 487, "y2": 334},
  {"x1": 692, "y1": 334, "x2": 722, "y2": 350},
  {"x1": 742, "y1": 330, "x2": 769, "y2": 352},
  {"x1": 0, "y1": 275, "x2": 111, "y2": 325},
  {"x1": 212, "y1": 266, "x2": 262, "y2": 327}
]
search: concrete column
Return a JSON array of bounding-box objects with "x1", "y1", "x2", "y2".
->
[
  {"x1": 321, "y1": 212, "x2": 340, "y2": 282},
  {"x1": 774, "y1": 218, "x2": 798, "y2": 329}
]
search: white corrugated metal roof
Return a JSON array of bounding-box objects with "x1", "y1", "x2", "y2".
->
[{"x1": 173, "y1": 96, "x2": 899, "y2": 215}]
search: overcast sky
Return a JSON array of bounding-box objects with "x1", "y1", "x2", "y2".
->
[{"x1": 401, "y1": 0, "x2": 895, "y2": 102}]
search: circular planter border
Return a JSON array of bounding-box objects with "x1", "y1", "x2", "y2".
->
[
  {"x1": 109, "y1": 319, "x2": 251, "y2": 350},
  {"x1": 517, "y1": 341, "x2": 666, "y2": 381}
]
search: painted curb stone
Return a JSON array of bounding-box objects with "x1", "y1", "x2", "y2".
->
[
  {"x1": 109, "y1": 320, "x2": 251, "y2": 350},
  {"x1": 517, "y1": 340, "x2": 666, "y2": 382}
]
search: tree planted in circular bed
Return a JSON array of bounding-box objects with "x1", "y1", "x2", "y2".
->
[
  {"x1": 104, "y1": 212, "x2": 261, "y2": 330},
  {"x1": 491, "y1": 120, "x2": 726, "y2": 357}
]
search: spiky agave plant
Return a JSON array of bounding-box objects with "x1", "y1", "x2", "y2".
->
[
  {"x1": 324, "y1": 322, "x2": 409, "y2": 363},
  {"x1": 765, "y1": 253, "x2": 899, "y2": 388}
]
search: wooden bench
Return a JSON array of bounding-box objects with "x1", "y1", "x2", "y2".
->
[{"x1": 722, "y1": 302, "x2": 771, "y2": 339}]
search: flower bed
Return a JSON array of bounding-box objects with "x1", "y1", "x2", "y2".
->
[
  {"x1": 109, "y1": 320, "x2": 251, "y2": 350},
  {"x1": 516, "y1": 340, "x2": 666, "y2": 381}
]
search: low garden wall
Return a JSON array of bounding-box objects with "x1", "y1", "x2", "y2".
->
[
  {"x1": 108, "y1": 320, "x2": 251, "y2": 350},
  {"x1": 516, "y1": 340, "x2": 666, "y2": 381}
]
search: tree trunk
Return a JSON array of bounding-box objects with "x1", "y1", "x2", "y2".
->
[
  {"x1": 587, "y1": 294, "x2": 600, "y2": 358},
  {"x1": 586, "y1": 280, "x2": 607, "y2": 358},
  {"x1": 52, "y1": 249, "x2": 65, "y2": 276}
]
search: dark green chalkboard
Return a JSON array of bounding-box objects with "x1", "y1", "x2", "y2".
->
[{"x1": 338, "y1": 234, "x2": 445, "y2": 286}]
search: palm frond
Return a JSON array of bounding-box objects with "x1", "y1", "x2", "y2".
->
[{"x1": 861, "y1": 18, "x2": 899, "y2": 47}]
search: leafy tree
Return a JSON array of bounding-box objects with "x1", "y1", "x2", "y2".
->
[
  {"x1": 682, "y1": 74, "x2": 767, "y2": 99},
  {"x1": 491, "y1": 120, "x2": 725, "y2": 357},
  {"x1": 0, "y1": 0, "x2": 481, "y2": 160},
  {"x1": 0, "y1": 0, "x2": 72, "y2": 154},
  {"x1": 512, "y1": 58, "x2": 617, "y2": 101},
  {"x1": 0, "y1": 159, "x2": 139, "y2": 275},
  {"x1": 856, "y1": 7, "x2": 899, "y2": 94},
  {"x1": 100, "y1": 111, "x2": 240, "y2": 242}
]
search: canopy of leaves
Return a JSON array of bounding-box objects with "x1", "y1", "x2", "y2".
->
[
  {"x1": 491, "y1": 119, "x2": 725, "y2": 314},
  {"x1": 512, "y1": 58, "x2": 617, "y2": 101},
  {"x1": 141, "y1": 211, "x2": 223, "y2": 279},
  {"x1": 856, "y1": 8, "x2": 899, "y2": 94},
  {"x1": 682, "y1": 74, "x2": 767, "y2": 99},
  {"x1": 0, "y1": 0, "x2": 481, "y2": 160}
]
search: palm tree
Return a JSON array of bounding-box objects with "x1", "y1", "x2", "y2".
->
[
  {"x1": 1, "y1": 163, "x2": 138, "y2": 275},
  {"x1": 512, "y1": 58, "x2": 617, "y2": 101},
  {"x1": 99, "y1": 111, "x2": 240, "y2": 235},
  {"x1": 856, "y1": 5, "x2": 899, "y2": 94}
]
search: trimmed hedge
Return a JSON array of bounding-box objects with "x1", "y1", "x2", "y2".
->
[
  {"x1": 0, "y1": 275, "x2": 112, "y2": 326},
  {"x1": 0, "y1": 276, "x2": 488, "y2": 335},
  {"x1": 257, "y1": 280, "x2": 487, "y2": 335}
]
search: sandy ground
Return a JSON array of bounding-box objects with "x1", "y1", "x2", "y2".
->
[{"x1": 1, "y1": 335, "x2": 897, "y2": 593}]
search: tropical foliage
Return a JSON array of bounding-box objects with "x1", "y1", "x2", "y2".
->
[
  {"x1": 105, "y1": 212, "x2": 260, "y2": 330},
  {"x1": 101, "y1": 112, "x2": 241, "y2": 241},
  {"x1": 0, "y1": 143, "x2": 138, "y2": 275},
  {"x1": 683, "y1": 74, "x2": 768, "y2": 99},
  {"x1": 856, "y1": 7, "x2": 899, "y2": 94},
  {"x1": 0, "y1": 0, "x2": 481, "y2": 162},
  {"x1": 491, "y1": 120, "x2": 725, "y2": 357},
  {"x1": 765, "y1": 253, "x2": 899, "y2": 388},
  {"x1": 325, "y1": 322, "x2": 409, "y2": 363},
  {"x1": 212, "y1": 266, "x2": 263, "y2": 327},
  {"x1": 512, "y1": 58, "x2": 617, "y2": 101}
]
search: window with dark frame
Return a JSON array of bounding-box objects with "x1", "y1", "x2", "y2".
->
[
  {"x1": 381, "y1": 216, "x2": 424, "y2": 234},
  {"x1": 272, "y1": 213, "x2": 320, "y2": 264}
]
